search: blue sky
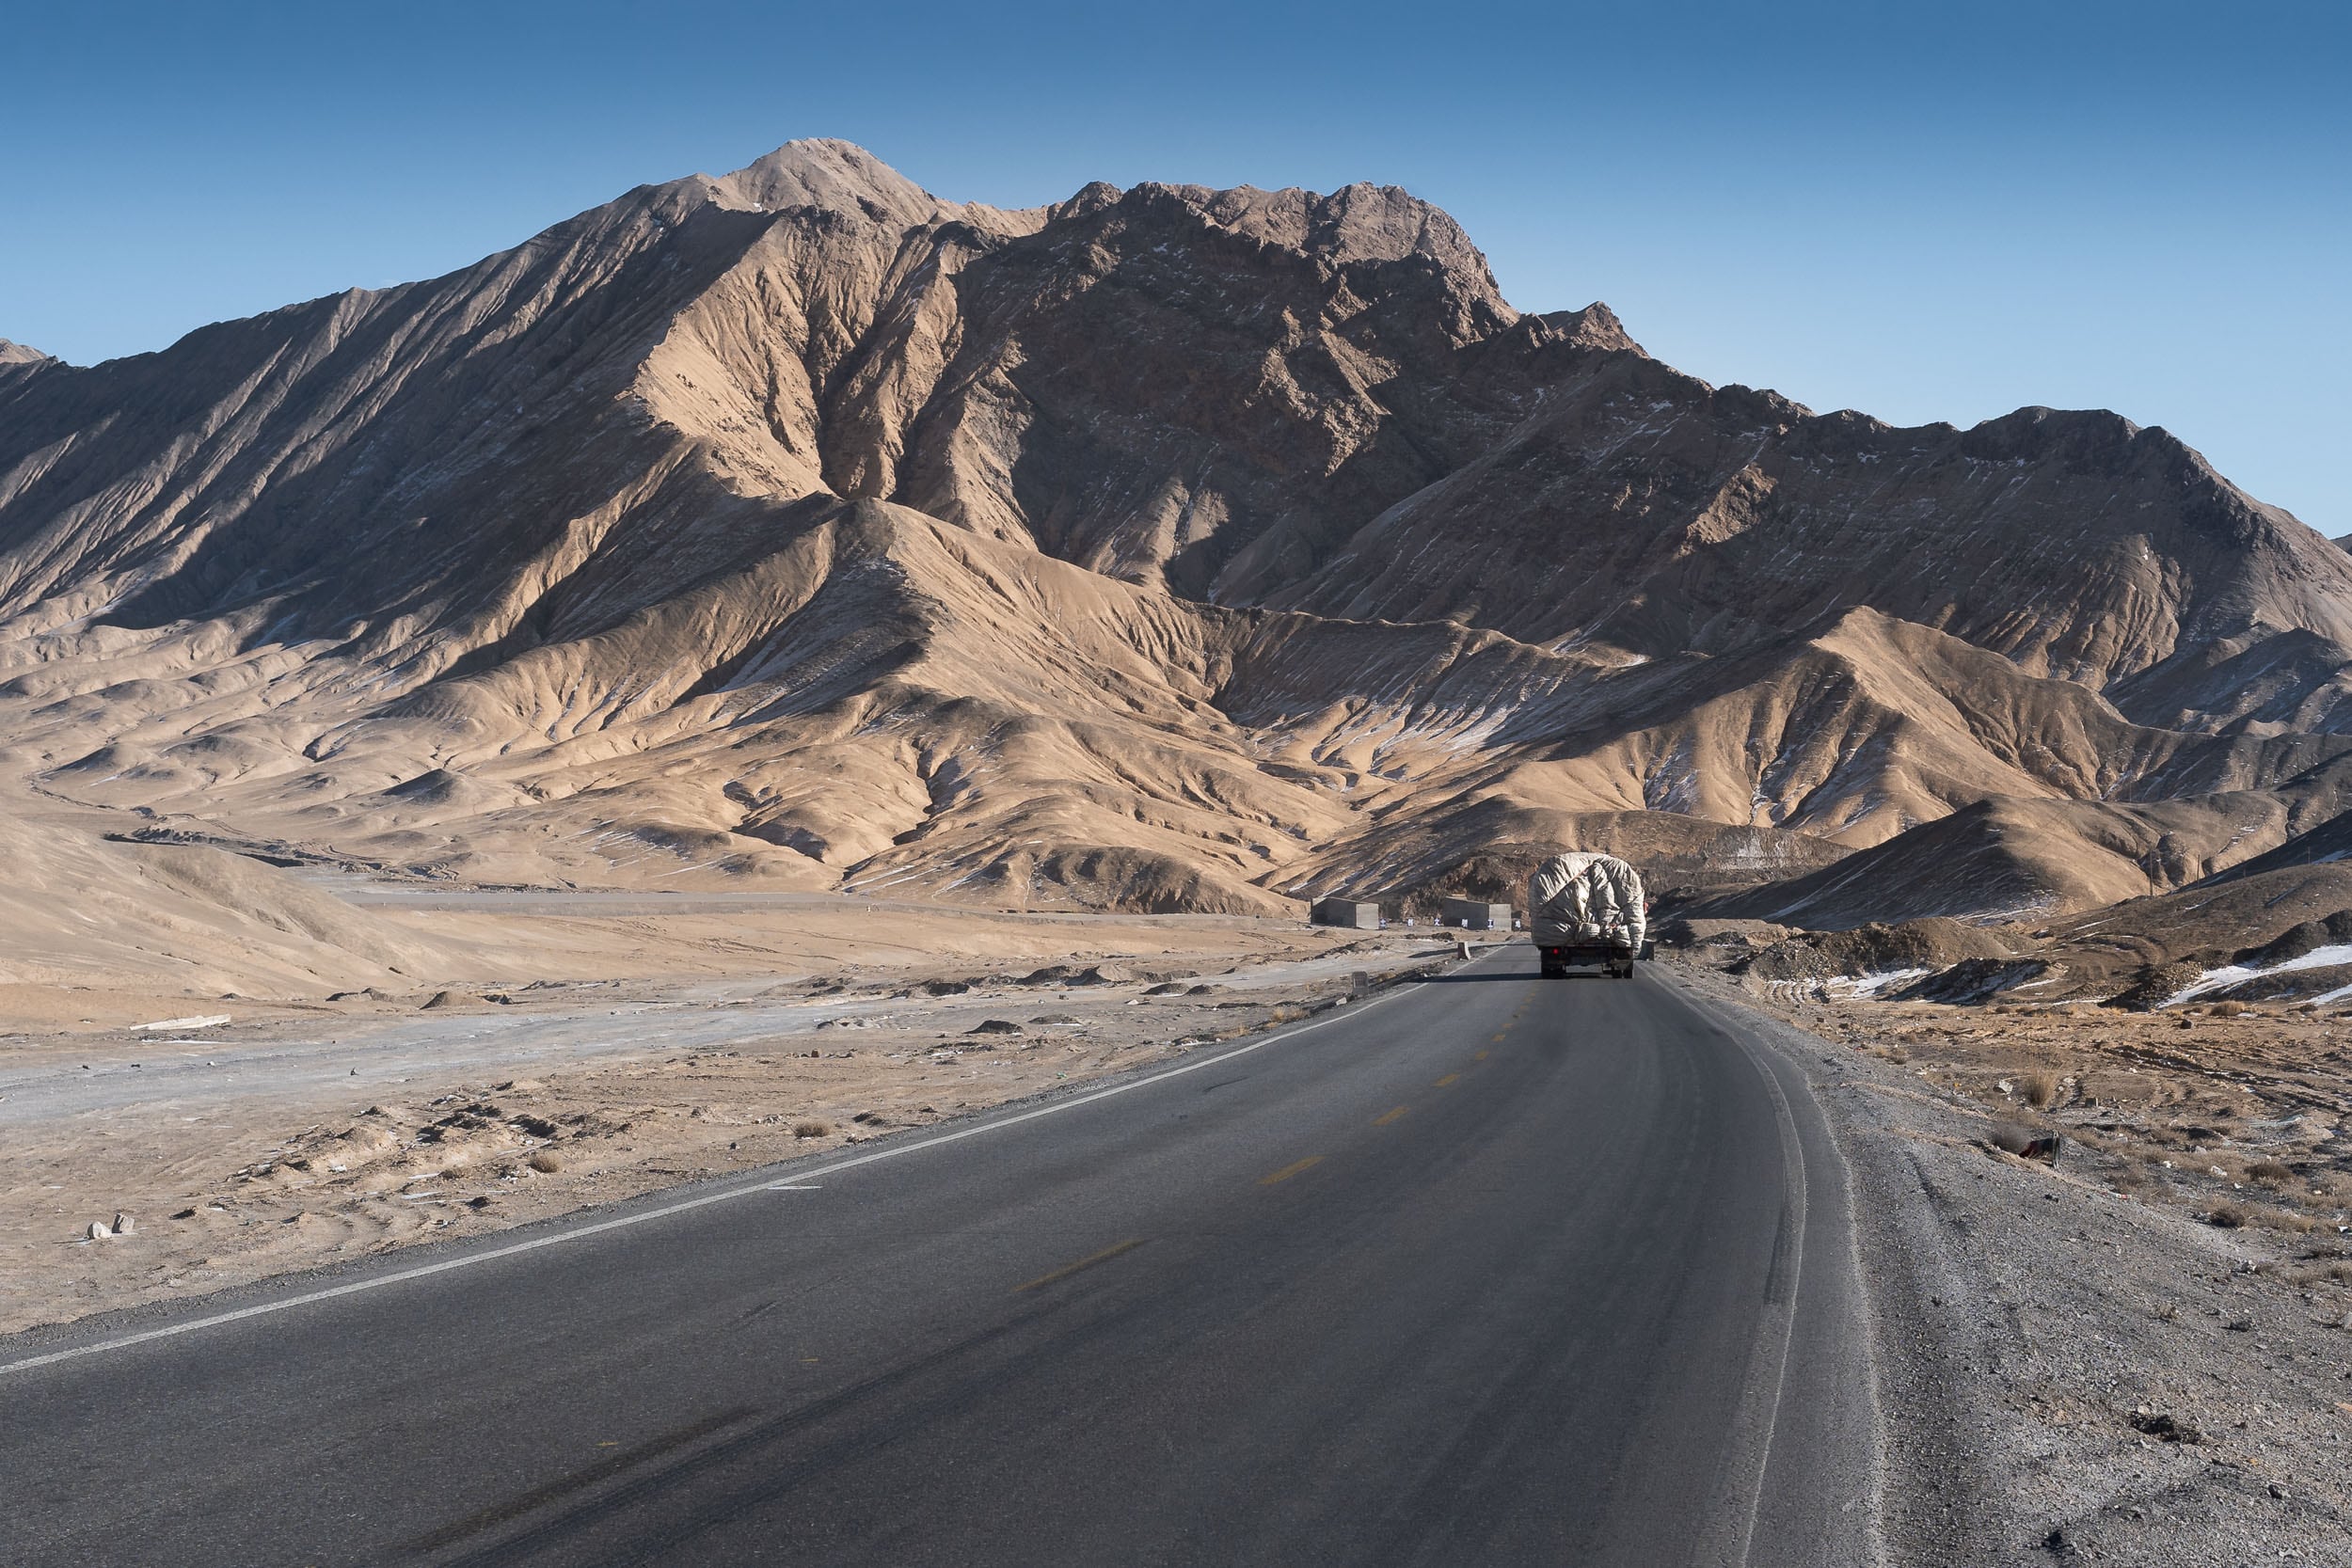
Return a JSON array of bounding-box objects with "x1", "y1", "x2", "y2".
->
[{"x1": 5, "y1": 1, "x2": 2345, "y2": 530}]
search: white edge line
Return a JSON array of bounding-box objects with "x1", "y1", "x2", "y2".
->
[
  {"x1": 0, "y1": 966, "x2": 1456, "y2": 1379},
  {"x1": 1649, "y1": 972, "x2": 1807, "y2": 1568}
]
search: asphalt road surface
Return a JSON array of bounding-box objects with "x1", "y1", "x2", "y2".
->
[{"x1": 1, "y1": 946, "x2": 1882, "y2": 1566}]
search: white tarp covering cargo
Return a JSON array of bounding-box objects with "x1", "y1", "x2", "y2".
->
[{"x1": 1528, "y1": 852, "x2": 1646, "y2": 954}]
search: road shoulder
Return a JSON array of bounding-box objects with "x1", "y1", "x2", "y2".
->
[{"x1": 1667, "y1": 961, "x2": 2352, "y2": 1565}]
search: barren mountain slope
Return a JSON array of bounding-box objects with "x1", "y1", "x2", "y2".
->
[
  {"x1": 1276, "y1": 365, "x2": 2352, "y2": 734},
  {"x1": 5, "y1": 140, "x2": 2351, "y2": 926}
]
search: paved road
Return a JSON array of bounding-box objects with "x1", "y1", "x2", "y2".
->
[{"x1": 0, "y1": 948, "x2": 1881, "y2": 1565}]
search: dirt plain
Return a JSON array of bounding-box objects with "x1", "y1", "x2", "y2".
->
[{"x1": 2, "y1": 883, "x2": 1470, "y2": 1337}]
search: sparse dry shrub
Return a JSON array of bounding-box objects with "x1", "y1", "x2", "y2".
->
[
  {"x1": 2020, "y1": 1069, "x2": 2060, "y2": 1108},
  {"x1": 2211, "y1": 1001, "x2": 2247, "y2": 1019},
  {"x1": 527, "y1": 1149, "x2": 562, "y2": 1174},
  {"x1": 2256, "y1": 1208, "x2": 2318, "y2": 1233},
  {"x1": 2247, "y1": 1159, "x2": 2295, "y2": 1185},
  {"x1": 2203, "y1": 1201, "x2": 2249, "y2": 1228},
  {"x1": 792, "y1": 1119, "x2": 834, "y2": 1139}
]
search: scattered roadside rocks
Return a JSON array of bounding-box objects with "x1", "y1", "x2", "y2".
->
[
  {"x1": 1016, "y1": 964, "x2": 1093, "y2": 986},
  {"x1": 1987, "y1": 1123, "x2": 2062, "y2": 1164},
  {"x1": 110, "y1": 1212, "x2": 134, "y2": 1235},
  {"x1": 419, "y1": 990, "x2": 458, "y2": 1011},
  {"x1": 85, "y1": 1220, "x2": 111, "y2": 1241},
  {"x1": 967, "y1": 1019, "x2": 1024, "y2": 1036},
  {"x1": 2127, "y1": 1409, "x2": 2201, "y2": 1444}
]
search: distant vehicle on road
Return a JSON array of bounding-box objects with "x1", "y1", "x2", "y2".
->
[{"x1": 1529, "y1": 852, "x2": 1649, "y2": 979}]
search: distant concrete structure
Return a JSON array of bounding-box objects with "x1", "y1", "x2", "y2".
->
[
  {"x1": 1440, "y1": 898, "x2": 1513, "y2": 931},
  {"x1": 1311, "y1": 898, "x2": 1381, "y2": 928}
]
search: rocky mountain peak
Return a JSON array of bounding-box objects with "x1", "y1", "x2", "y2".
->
[
  {"x1": 0, "y1": 339, "x2": 49, "y2": 365},
  {"x1": 703, "y1": 138, "x2": 946, "y2": 223},
  {"x1": 1121, "y1": 178, "x2": 1506, "y2": 299},
  {"x1": 1529, "y1": 303, "x2": 1642, "y2": 355}
]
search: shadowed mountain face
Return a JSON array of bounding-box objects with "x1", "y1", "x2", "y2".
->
[{"x1": 5, "y1": 137, "x2": 2351, "y2": 922}]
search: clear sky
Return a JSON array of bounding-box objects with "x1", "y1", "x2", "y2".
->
[{"x1": 5, "y1": 1, "x2": 2345, "y2": 530}]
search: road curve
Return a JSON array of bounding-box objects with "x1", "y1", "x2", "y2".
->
[{"x1": 0, "y1": 947, "x2": 1882, "y2": 1566}]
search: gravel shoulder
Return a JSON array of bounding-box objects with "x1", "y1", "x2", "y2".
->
[{"x1": 1671, "y1": 959, "x2": 2352, "y2": 1565}]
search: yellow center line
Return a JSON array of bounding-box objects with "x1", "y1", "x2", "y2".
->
[
  {"x1": 1373, "y1": 1105, "x2": 1409, "y2": 1126},
  {"x1": 1259, "y1": 1155, "x2": 1325, "y2": 1186},
  {"x1": 1012, "y1": 1237, "x2": 1144, "y2": 1293},
  {"x1": 1435, "y1": 1072, "x2": 1459, "y2": 1086},
  {"x1": 1474, "y1": 1050, "x2": 1489, "y2": 1061}
]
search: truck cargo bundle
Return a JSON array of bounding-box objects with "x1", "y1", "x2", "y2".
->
[{"x1": 1528, "y1": 852, "x2": 1648, "y2": 979}]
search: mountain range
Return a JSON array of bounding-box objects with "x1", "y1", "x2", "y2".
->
[{"x1": 7, "y1": 138, "x2": 2352, "y2": 931}]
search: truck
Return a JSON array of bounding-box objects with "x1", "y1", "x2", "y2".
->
[{"x1": 1528, "y1": 851, "x2": 1649, "y2": 979}]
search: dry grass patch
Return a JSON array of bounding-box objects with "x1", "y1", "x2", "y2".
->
[
  {"x1": 527, "y1": 1149, "x2": 562, "y2": 1174},
  {"x1": 792, "y1": 1119, "x2": 834, "y2": 1139}
]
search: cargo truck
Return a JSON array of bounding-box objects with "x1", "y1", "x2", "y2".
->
[{"x1": 1528, "y1": 852, "x2": 1650, "y2": 979}]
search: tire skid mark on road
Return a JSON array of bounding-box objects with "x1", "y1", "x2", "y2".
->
[
  {"x1": 430, "y1": 1298, "x2": 1126, "y2": 1568},
  {"x1": 1013, "y1": 1238, "x2": 1144, "y2": 1293},
  {"x1": 408, "y1": 1404, "x2": 759, "y2": 1553}
]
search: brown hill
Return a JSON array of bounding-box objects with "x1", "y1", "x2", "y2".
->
[{"x1": 4, "y1": 140, "x2": 2349, "y2": 923}]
